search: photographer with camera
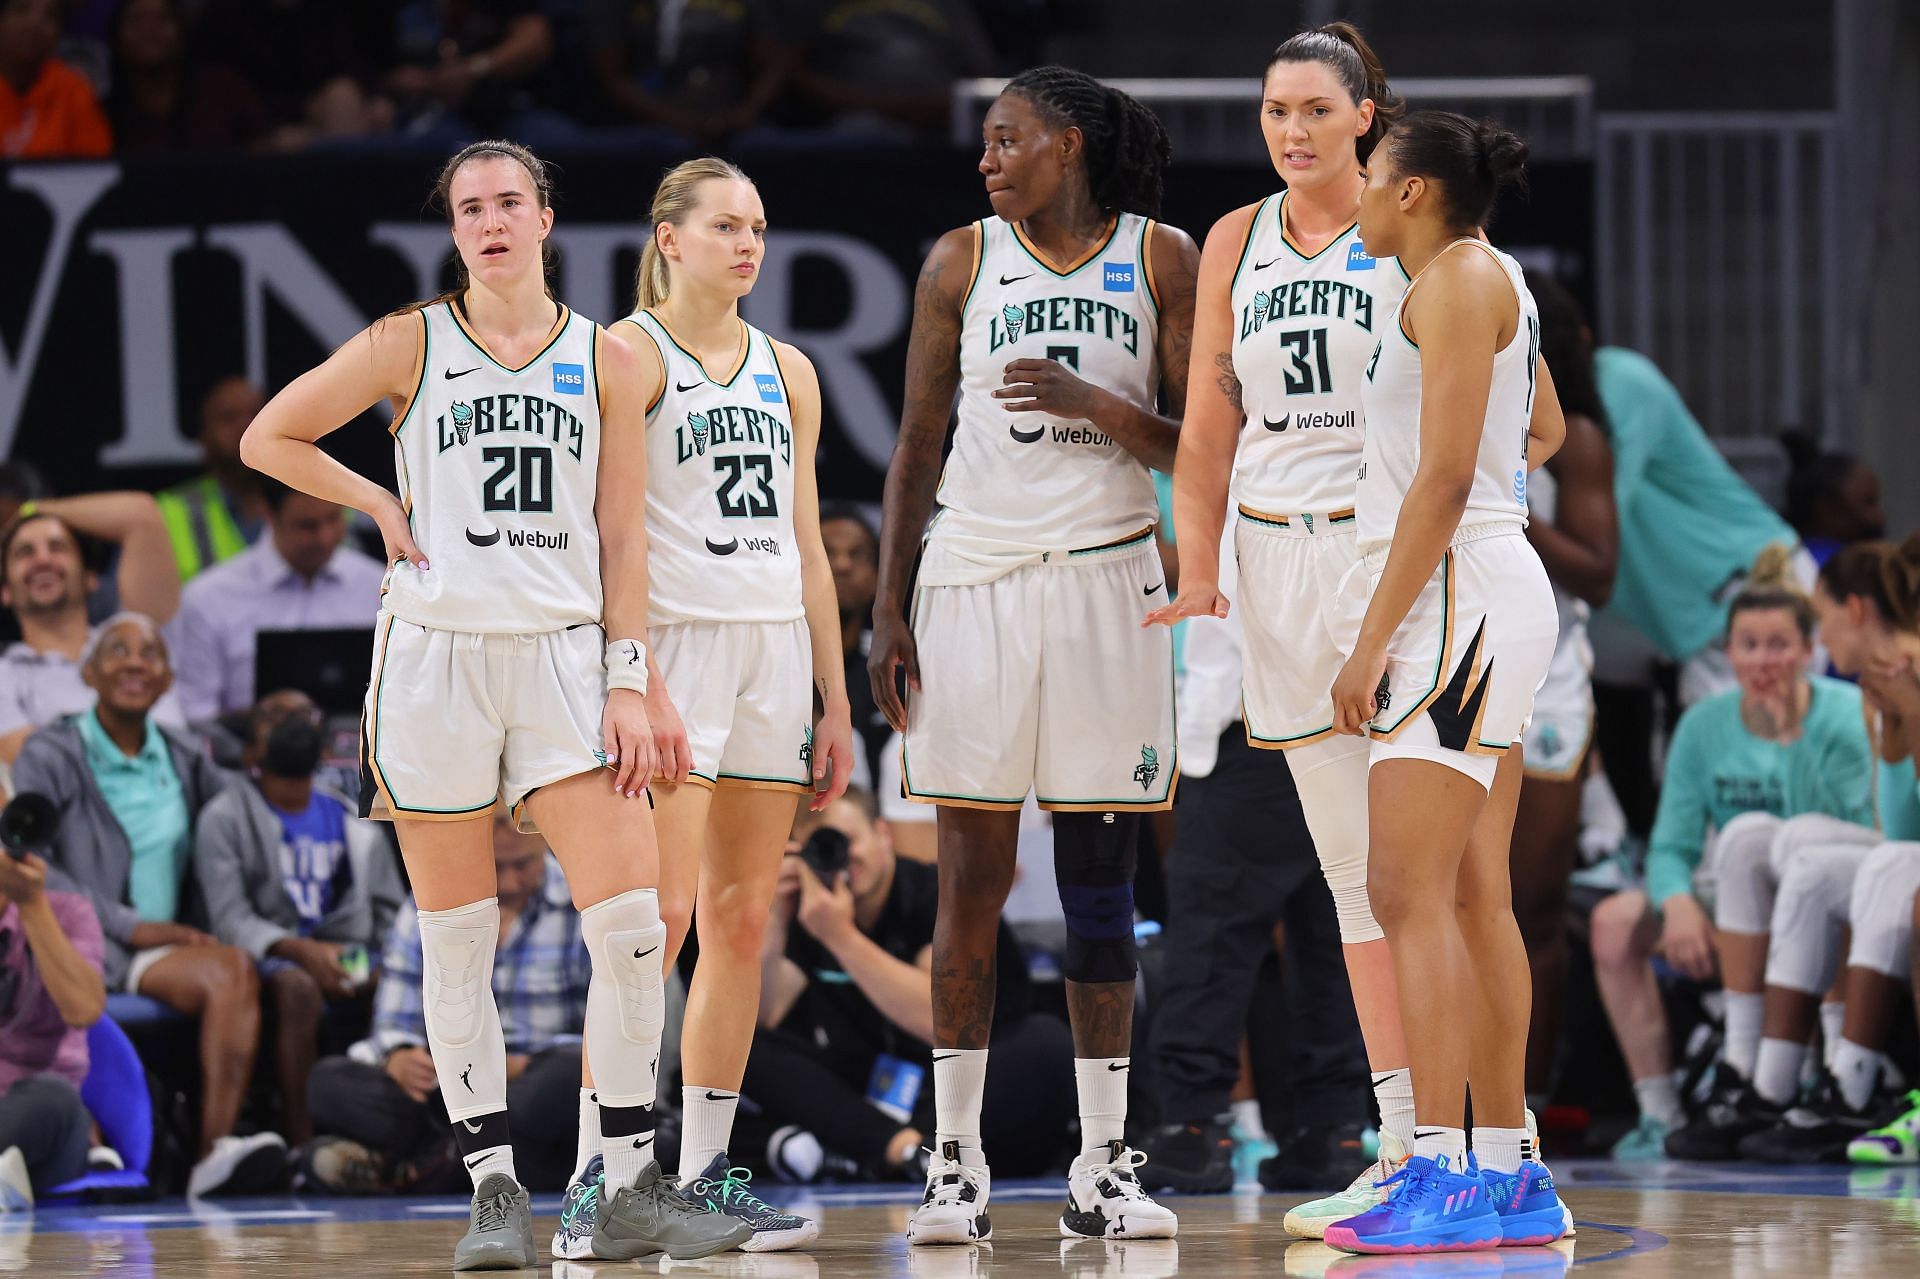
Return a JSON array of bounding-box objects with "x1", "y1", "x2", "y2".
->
[
  {"x1": 744, "y1": 788, "x2": 1074, "y2": 1182},
  {"x1": 193, "y1": 689, "x2": 404, "y2": 1147},
  {"x1": 0, "y1": 829, "x2": 106, "y2": 1211}
]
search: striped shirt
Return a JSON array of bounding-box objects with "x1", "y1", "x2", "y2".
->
[{"x1": 347, "y1": 854, "x2": 589, "y2": 1064}]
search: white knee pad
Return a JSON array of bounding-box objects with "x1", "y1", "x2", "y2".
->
[
  {"x1": 580, "y1": 888, "x2": 667, "y2": 1109},
  {"x1": 418, "y1": 897, "x2": 508, "y2": 1121},
  {"x1": 1289, "y1": 736, "x2": 1381, "y2": 944},
  {"x1": 1763, "y1": 841, "x2": 1870, "y2": 995},
  {"x1": 1708, "y1": 811, "x2": 1786, "y2": 934},
  {"x1": 1846, "y1": 842, "x2": 1920, "y2": 980}
]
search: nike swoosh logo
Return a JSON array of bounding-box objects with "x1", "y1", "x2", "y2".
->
[
  {"x1": 999, "y1": 273, "x2": 1032, "y2": 286},
  {"x1": 932, "y1": 1053, "x2": 961, "y2": 1063},
  {"x1": 464, "y1": 1152, "x2": 490, "y2": 1169},
  {"x1": 1414, "y1": 1129, "x2": 1447, "y2": 1139},
  {"x1": 461, "y1": 1119, "x2": 483, "y2": 1133},
  {"x1": 1107, "y1": 1062, "x2": 1129, "y2": 1072},
  {"x1": 1009, "y1": 423, "x2": 1044, "y2": 444},
  {"x1": 466, "y1": 526, "x2": 500, "y2": 546},
  {"x1": 632, "y1": 1134, "x2": 655, "y2": 1149},
  {"x1": 1263, "y1": 414, "x2": 1289, "y2": 432},
  {"x1": 633, "y1": 946, "x2": 658, "y2": 959},
  {"x1": 675, "y1": 379, "x2": 703, "y2": 392},
  {"x1": 1254, "y1": 257, "x2": 1281, "y2": 271},
  {"x1": 1143, "y1": 582, "x2": 1163, "y2": 596},
  {"x1": 445, "y1": 367, "x2": 481, "y2": 380},
  {"x1": 1372, "y1": 1072, "x2": 1399, "y2": 1085},
  {"x1": 704, "y1": 1091, "x2": 736, "y2": 1101}
]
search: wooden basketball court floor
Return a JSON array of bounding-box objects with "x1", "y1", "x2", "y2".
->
[{"x1": 6, "y1": 1160, "x2": 1919, "y2": 1277}]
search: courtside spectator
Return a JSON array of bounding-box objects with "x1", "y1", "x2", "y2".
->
[
  {"x1": 0, "y1": 495, "x2": 186, "y2": 763},
  {"x1": 195, "y1": 690, "x2": 403, "y2": 1146},
  {"x1": 169, "y1": 478, "x2": 385, "y2": 723},
  {"x1": 0, "y1": 840, "x2": 106, "y2": 1210},
  {"x1": 106, "y1": 0, "x2": 270, "y2": 152},
  {"x1": 0, "y1": 0, "x2": 110, "y2": 158},
  {"x1": 821, "y1": 503, "x2": 887, "y2": 787},
  {"x1": 155, "y1": 376, "x2": 268, "y2": 582},
  {"x1": 11, "y1": 614, "x2": 283, "y2": 1197}
]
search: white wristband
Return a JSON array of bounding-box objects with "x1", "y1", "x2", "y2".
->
[{"x1": 605, "y1": 638, "x2": 648, "y2": 694}]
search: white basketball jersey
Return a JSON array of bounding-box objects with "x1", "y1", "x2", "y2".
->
[
  {"x1": 927, "y1": 213, "x2": 1161, "y2": 578},
  {"x1": 383, "y1": 302, "x2": 603, "y2": 633},
  {"x1": 1357, "y1": 240, "x2": 1539, "y2": 555},
  {"x1": 1230, "y1": 191, "x2": 1406, "y2": 515},
  {"x1": 619, "y1": 311, "x2": 803, "y2": 626}
]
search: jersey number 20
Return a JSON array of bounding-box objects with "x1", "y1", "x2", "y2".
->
[
  {"x1": 482, "y1": 446, "x2": 553, "y2": 513},
  {"x1": 714, "y1": 454, "x2": 778, "y2": 518}
]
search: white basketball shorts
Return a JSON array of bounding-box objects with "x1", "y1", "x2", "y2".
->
[
  {"x1": 1234, "y1": 504, "x2": 1361, "y2": 751},
  {"x1": 651, "y1": 618, "x2": 814, "y2": 793}
]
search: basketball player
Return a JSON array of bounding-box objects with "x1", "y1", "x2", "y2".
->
[
  {"x1": 1143, "y1": 24, "x2": 1420, "y2": 1237},
  {"x1": 1510, "y1": 271, "x2": 1616, "y2": 1110},
  {"x1": 868, "y1": 67, "x2": 1196, "y2": 1244},
  {"x1": 550, "y1": 158, "x2": 853, "y2": 1258},
  {"x1": 240, "y1": 140, "x2": 748, "y2": 1269},
  {"x1": 1319, "y1": 112, "x2": 1567, "y2": 1253}
]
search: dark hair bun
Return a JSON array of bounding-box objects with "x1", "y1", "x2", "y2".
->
[{"x1": 1476, "y1": 121, "x2": 1528, "y2": 188}]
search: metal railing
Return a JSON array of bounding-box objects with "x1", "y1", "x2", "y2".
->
[
  {"x1": 951, "y1": 76, "x2": 1597, "y2": 163},
  {"x1": 1594, "y1": 113, "x2": 1842, "y2": 443}
]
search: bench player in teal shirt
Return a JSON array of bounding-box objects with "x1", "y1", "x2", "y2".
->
[{"x1": 1590, "y1": 550, "x2": 1872, "y2": 1158}]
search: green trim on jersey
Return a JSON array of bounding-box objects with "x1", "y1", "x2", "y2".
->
[
  {"x1": 446, "y1": 301, "x2": 577, "y2": 375},
  {"x1": 1275, "y1": 190, "x2": 1360, "y2": 264},
  {"x1": 1008, "y1": 217, "x2": 1124, "y2": 279},
  {"x1": 391, "y1": 309, "x2": 431, "y2": 441},
  {"x1": 1248, "y1": 720, "x2": 1336, "y2": 746},
  {"x1": 1228, "y1": 195, "x2": 1272, "y2": 298},
  {"x1": 717, "y1": 769, "x2": 811, "y2": 787},
  {"x1": 645, "y1": 311, "x2": 753, "y2": 388}
]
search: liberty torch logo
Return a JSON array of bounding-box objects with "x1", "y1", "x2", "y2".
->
[
  {"x1": 450, "y1": 401, "x2": 474, "y2": 444},
  {"x1": 1133, "y1": 744, "x2": 1160, "y2": 792},
  {"x1": 1001, "y1": 304, "x2": 1026, "y2": 343},
  {"x1": 686, "y1": 411, "x2": 711, "y2": 455}
]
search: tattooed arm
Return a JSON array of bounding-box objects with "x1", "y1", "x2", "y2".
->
[
  {"x1": 992, "y1": 223, "x2": 1198, "y2": 474},
  {"x1": 869, "y1": 224, "x2": 975, "y2": 732},
  {"x1": 1144, "y1": 202, "x2": 1259, "y2": 627}
]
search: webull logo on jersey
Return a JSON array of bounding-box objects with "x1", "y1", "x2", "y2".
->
[
  {"x1": 674, "y1": 404, "x2": 793, "y2": 466},
  {"x1": 988, "y1": 296, "x2": 1140, "y2": 356},
  {"x1": 1240, "y1": 279, "x2": 1375, "y2": 338},
  {"x1": 436, "y1": 395, "x2": 586, "y2": 459},
  {"x1": 1262, "y1": 409, "x2": 1357, "y2": 433}
]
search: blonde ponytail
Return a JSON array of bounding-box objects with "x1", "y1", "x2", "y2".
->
[
  {"x1": 633, "y1": 157, "x2": 755, "y2": 311},
  {"x1": 1729, "y1": 541, "x2": 1814, "y2": 639}
]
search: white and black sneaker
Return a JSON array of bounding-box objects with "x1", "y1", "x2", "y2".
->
[
  {"x1": 1059, "y1": 1141, "x2": 1178, "y2": 1240},
  {"x1": 187, "y1": 1132, "x2": 288, "y2": 1199},
  {"x1": 907, "y1": 1140, "x2": 991, "y2": 1246}
]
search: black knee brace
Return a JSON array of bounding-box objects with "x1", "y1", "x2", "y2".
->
[{"x1": 1053, "y1": 810, "x2": 1141, "y2": 984}]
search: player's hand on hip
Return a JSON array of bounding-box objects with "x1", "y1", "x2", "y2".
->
[
  {"x1": 1144, "y1": 582, "x2": 1231, "y2": 628},
  {"x1": 602, "y1": 688, "x2": 656, "y2": 797},
  {"x1": 374, "y1": 496, "x2": 429, "y2": 571},
  {"x1": 1331, "y1": 646, "x2": 1388, "y2": 737},
  {"x1": 644, "y1": 684, "x2": 692, "y2": 785},
  {"x1": 810, "y1": 704, "x2": 856, "y2": 811},
  {"x1": 868, "y1": 614, "x2": 920, "y2": 734},
  {"x1": 994, "y1": 357, "x2": 1104, "y2": 420}
]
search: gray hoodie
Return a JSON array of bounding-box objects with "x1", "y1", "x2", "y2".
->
[
  {"x1": 12, "y1": 716, "x2": 230, "y2": 988},
  {"x1": 192, "y1": 779, "x2": 404, "y2": 960}
]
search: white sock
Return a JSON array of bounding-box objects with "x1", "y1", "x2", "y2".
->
[
  {"x1": 1372, "y1": 1068, "x2": 1415, "y2": 1151},
  {"x1": 1471, "y1": 1125, "x2": 1528, "y2": 1174},
  {"x1": 452, "y1": 1108, "x2": 516, "y2": 1190},
  {"x1": 1832, "y1": 1039, "x2": 1883, "y2": 1111},
  {"x1": 463, "y1": 1145, "x2": 516, "y2": 1187},
  {"x1": 1229, "y1": 1097, "x2": 1266, "y2": 1143},
  {"x1": 1753, "y1": 1036, "x2": 1806, "y2": 1105},
  {"x1": 573, "y1": 1088, "x2": 598, "y2": 1182},
  {"x1": 1819, "y1": 1002, "x2": 1846, "y2": 1069},
  {"x1": 1633, "y1": 1075, "x2": 1684, "y2": 1128},
  {"x1": 680, "y1": 1086, "x2": 740, "y2": 1182},
  {"x1": 1074, "y1": 1058, "x2": 1129, "y2": 1156},
  {"x1": 1411, "y1": 1125, "x2": 1468, "y2": 1168},
  {"x1": 933, "y1": 1049, "x2": 988, "y2": 1165},
  {"x1": 1723, "y1": 991, "x2": 1765, "y2": 1079}
]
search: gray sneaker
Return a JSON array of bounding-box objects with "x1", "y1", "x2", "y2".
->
[
  {"x1": 591, "y1": 1159, "x2": 754, "y2": 1260},
  {"x1": 452, "y1": 1172, "x2": 536, "y2": 1271}
]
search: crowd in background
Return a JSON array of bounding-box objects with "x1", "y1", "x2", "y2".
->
[{"x1": 1, "y1": 0, "x2": 1049, "y2": 159}]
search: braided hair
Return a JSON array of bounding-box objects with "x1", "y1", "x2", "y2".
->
[{"x1": 1002, "y1": 66, "x2": 1171, "y2": 219}]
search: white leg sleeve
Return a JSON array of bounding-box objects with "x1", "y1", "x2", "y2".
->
[
  {"x1": 1708, "y1": 811, "x2": 1787, "y2": 934},
  {"x1": 579, "y1": 888, "x2": 667, "y2": 1110},
  {"x1": 1288, "y1": 735, "x2": 1379, "y2": 944},
  {"x1": 418, "y1": 897, "x2": 508, "y2": 1122},
  {"x1": 1846, "y1": 842, "x2": 1920, "y2": 979}
]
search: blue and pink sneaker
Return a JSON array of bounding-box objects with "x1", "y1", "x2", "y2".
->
[
  {"x1": 1322, "y1": 1154, "x2": 1502, "y2": 1255},
  {"x1": 1478, "y1": 1159, "x2": 1567, "y2": 1246}
]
